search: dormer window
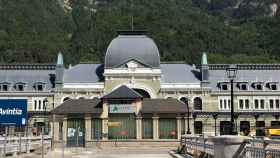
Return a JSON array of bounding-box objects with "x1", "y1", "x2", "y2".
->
[
  {"x1": 218, "y1": 82, "x2": 228, "y2": 90},
  {"x1": 237, "y1": 82, "x2": 248, "y2": 91},
  {"x1": 271, "y1": 84, "x2": 277, "y2": 90},
  {"x1": 241, "y1": 84, "x2": 247, "y2": 90},
  {"x1": 0, "y1": 82, "x2": 10, "y2": 91},
  {"x1": 222, "y1": 84, "x2": 228, "y2": 90},
  {"x1": 15, "y1": 83, "x2": 26, "y2": 91},
  {"x1": 252, "y1": 82, "x2": 263, "y2": 91},
  {"x1": 34, "y1": 82, "x2": 45, "y2": 91},
  {"x1": 2, "y1": 85, "x2": 8, "y2": 91},
  {"x1": 256, "y1": 84, "x2": 262, "y2": 90},
  {"x1": 267, "y1": 82, "x2": 278, "y2": 91}
]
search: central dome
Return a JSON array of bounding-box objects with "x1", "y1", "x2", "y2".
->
[{"x1": 105, "y1": 31, "x2": 160, "y2": 68}]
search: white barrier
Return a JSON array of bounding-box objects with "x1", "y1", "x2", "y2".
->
[{"x1": 0, "y1": 135, "x2": 51, "y2": 157}]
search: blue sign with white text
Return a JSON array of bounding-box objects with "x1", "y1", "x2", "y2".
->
[{"x1": 0, "y1": 99, "x2": 27, "y2": 126}]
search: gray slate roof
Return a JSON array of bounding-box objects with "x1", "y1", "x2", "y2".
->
[
  {"x1": 105, "y1": 35, "x2": 160, "y2": 68},
  {"x1": 208, "y1": 65, "x2": 280, "y2": 90},
  {"x1": 51, "y1": 98, "x2": 102, "y2": 114},
  {"x1": 63, "y1": 63, "x2": 201, "y2": 84},
  {"x1": 102, "y1": 85, "x2": 143, "y2": 99},
  {"x1": 141, "y1": 98, "x2": 188, "y2": 113},
  {"x1": 160, "y1": 64, "x2": 201, "y2": 83},
  {"x1": 63, "y1": 64, "x2": 104, "y2": 83},
  {"x1": 0, "y1": 64, "x2": 55, "y2": 91}
]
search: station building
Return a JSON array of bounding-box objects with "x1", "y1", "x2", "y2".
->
[{"x1": 0, "y1": 31, "x2": 280, "y2": 147}]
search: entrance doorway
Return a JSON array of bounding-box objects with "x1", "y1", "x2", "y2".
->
[
  {"x1": 67, "y1": 119, "x2": 85, "y2": 147},
  {"x1": 220, "y1": 121, "x2": 231, "y2": 135},
  {"x1": 194, "y1": 121, "x2": 203, "y2": 135},
  {"x1": 108, "y1": 114, "x2": 136, "y2": 139},
  {"x1": 240, "y1": 121, "x2": 250, "y2": 136},
  {"x1": 256, "y1": 121, "x2": 265, "y2": 136}
]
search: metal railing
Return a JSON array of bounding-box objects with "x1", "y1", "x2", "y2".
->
[
  {"x1": 240, "y1": 138, "x2": 280, "y2": 158},
  {"x1": 0, "y1": 135, "x2": 51, "y2": 157},
  {"x1": 180, "y1": 135, "x2": 280, "y2": 158}
]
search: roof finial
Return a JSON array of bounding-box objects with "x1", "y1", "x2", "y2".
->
[
  {"x1": 57, "y1": 52, "x2": 64, "y2": 65},
  {"x1": 201, "y1": 52, "x2": 208, "y2": 65}
]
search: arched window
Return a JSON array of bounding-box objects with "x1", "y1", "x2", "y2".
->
[
  {"x1": 194, "y1": 97, "x2": 202, "y2": 110},
  {"x1": 179, "y1": 97, "x2": 188, "y2": 105},
  {"x1": 133, "y1": 88, "x2": 151, "y2": 98},
  {"x1": 63, "y1": 97, "x2": 70, "y2": 102}
]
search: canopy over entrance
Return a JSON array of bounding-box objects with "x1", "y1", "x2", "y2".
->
[
  {"x1": 51, "y1": 98, "x2": 102, "y2": 115},
  {"x1": 102, "y1": 85, "x2": 143, "y2": 100}
]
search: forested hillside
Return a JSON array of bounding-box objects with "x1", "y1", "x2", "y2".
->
[{"x1": 0, "y1": 0, "x2": 280, "y2": 65}]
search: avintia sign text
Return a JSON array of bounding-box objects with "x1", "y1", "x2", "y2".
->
[
  {"x1": 0, "y1": 108, "x2": 23, "y2": 115},
  {"x1": 0, "y1": 99, "x2": 27, "y2": 126}
]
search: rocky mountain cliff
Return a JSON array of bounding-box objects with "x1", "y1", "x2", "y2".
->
[{"x1": 193, "y1": 0, "x2": 280, "y2": 18}]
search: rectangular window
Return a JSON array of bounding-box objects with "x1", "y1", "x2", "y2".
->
[
  {"x1": 219, "y1": 100, "x2": 223, "y2": 110},
  {"x1": 239, "y1": 100, "x2": 244, "y2": 110},
  {"x1": 276, "y1": 99, "x2": 280, "y2": 109},
  {"x1": 142, "y1": 118, "x2": 153, "y2": 139},
  {"x1": 245, "y1": 99, "x2": 250, "y2": 109},
  {"x1": 270, "y1": 99, "x2": 274, "y2": 109},
  {"x1": 38, "y1": 100, "x2": 41, "y2": 110},
  {"x1": 91, "y1": 118, "x2": 102, "y2": 139},
  {"x1": 254, "y1": 99, "x2": 259, "y2": 109},
  {"x1": 224, "y1": 100, "x2": 227, "y2": 109},
  {"x1": 260, "y1": 99, "x2": 265, "y2": 109},
  {"x1": 34, "y1": 100, "x2": 37, "y2": 110},
  {"x1": 159, "y1": 119, "x2": 177, "y2": 139},
  {"x1": 228, "y1": 100, "x2": 231, "y2": 109},
  {"x1": 43, "y1": 100, "x2": 46, "y2": 110}
]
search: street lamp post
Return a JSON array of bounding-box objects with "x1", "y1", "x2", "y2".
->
[{"x1": 226, "y1": 64, "x2": 238, "y2": 135}]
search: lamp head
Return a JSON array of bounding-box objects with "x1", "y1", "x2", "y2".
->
[{"x1": 226, "y1": 64, "x2": 238, "y2": 79}]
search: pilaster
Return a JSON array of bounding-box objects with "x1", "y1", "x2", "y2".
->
[
  {"x1": 85, "y1": 115, "x2": 92, "y2": 143},
  {"x1": 52, "y1": 121, "x2": 60, "y2": 141},
  {"x1": 176, "y1": 117, "x2": 182, "y2": 139},
  {"x1": 63, "y1": 117, "x2": 67, "y2": 145},
  {"x1": 102, "y1": 118, "x2": 108, "y2": 140},
  {"x1": 136, "y1": 116, "x2": 142, "y2": 139},
  {"x1": 152, "y1": 116, "x2": 159, "y2": 140}
]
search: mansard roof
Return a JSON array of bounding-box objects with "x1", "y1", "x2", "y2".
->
[
  {"x1": 160, "y1": 64, "x2": 201, "y2": 83},
  {"x1": 0, "y1": 64, "x2": 56, "y2": 91},
  {"x1": 63, "y1": 64, "x2": 104, "y2": 83},
  {"x1": 207, "y1": 64, "x2": 280, "y2": 91}
]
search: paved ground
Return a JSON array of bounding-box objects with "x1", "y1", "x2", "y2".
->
[{"x1": 20, "y1": 147, "x2": 174, "y2": 158}]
